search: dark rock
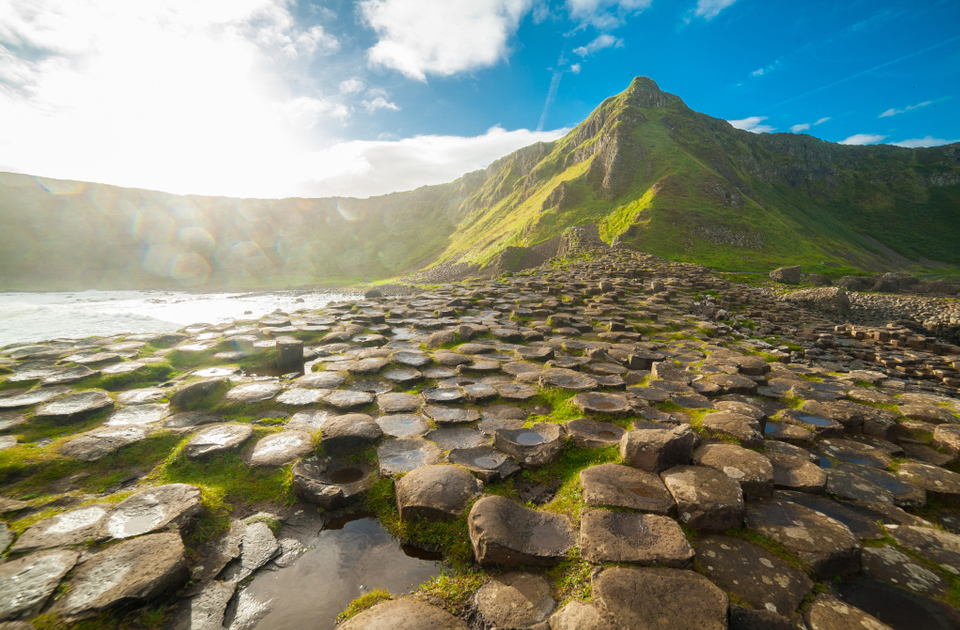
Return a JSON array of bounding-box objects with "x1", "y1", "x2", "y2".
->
[
  {"x1": 321, "y1": 414, "x2": 382, "y2": 452},
  {"x1": 770, "y1": 266, "x2": 802, "y2": 284},
  {"x1": 803, "y1": 594, "x2": 892, "y2": 630},
  {"x1": 619, "y1": 425, "x2": 700, "y2": 473}
]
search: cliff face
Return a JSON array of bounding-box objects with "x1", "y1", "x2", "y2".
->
[{"x1": 1, "y1": 76, "x2": 958, "y2": 290}]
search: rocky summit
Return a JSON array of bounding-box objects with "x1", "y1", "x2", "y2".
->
[{"x1": 1, "y1": 247, "x2": 960, "y2": 629}]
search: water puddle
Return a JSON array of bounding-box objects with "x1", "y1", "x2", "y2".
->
[
  {"x1": 228, "y1": 512, "x2": 442, "y2": 630},
  {"x1": 797, "y1": 415, "x2": 833, "y2": 427},
  {"x1": 597, "y1": 430, "x2": 618, "y2": 439},
  {"x1": 516, "y1": 431, "x2": 547, "y2": 445}
]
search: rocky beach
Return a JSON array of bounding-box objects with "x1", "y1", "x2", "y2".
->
[{"x1": 1, "y1": 246, "x2": 960, "y2": 629}]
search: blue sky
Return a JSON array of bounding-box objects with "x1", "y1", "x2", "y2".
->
[{"x1": 1, "y1": 0, "x2": 957, "y2": 199}]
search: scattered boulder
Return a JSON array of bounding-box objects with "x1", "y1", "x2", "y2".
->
[
  {"x1": 770, "y1": 266, "x2": 802, "y2": 284},
  {"x1": 779, "y1": 287, "x2": 851, "y2": 316}
]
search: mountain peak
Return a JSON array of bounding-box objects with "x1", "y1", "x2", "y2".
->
[{"x1": 622, "y1": 76, "x2": 670, "y2": 108}]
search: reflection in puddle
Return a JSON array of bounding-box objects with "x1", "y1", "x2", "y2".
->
[
  {"x1": 227, "y1": 513, "x2": 442, "y2": 630},
  {"x1": 516, "y1": 431, "x2": 546, "y2": 445}
]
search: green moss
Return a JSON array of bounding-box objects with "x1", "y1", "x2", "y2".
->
[
  {"x1": 336, "y1": 588, "x2": 393, "y2": 622},
  {"x1": 414, "y1": 570, "x2": 488, "y2": 616},
  {"x1": 90, "y1": 363, "x2": 174, "y2": 391}
]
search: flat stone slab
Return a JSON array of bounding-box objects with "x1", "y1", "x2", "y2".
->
[
  {"x1": 164, "y1": 411, "x2": 222, "y2": 429},
  {"x1": 377, "y1": 393, "x2": 422, "y2": 415},
  {"x1": 425, "y1": 427, "x2": 487, "y2": 450},
  {"x1": 184, "y1": 424, "x2": 253, "y2": 460},
  {"x1": 886, "y1": 524, "x2": 960, "y2": 576},
  {"x1": 276, "y1": 388, "x2": 326, "y2": 406},
  {"x1": 745, "y1": 499, "x2": 861, "y2": 579},
  {"x1": 572, "y1": 392, "x2": 630, "y2": 416},
  {"x1": 446, "y1": 446, "x2": 519, "y2": 482},
  {"x1": 323, "y1": 389, "x2": 375, "y2": 410},
  {"x1": 223, "y1": 382, "x2": 283, "y2": 403},
  {"x1": 59, "y1": 425, "x2": 153, "y2": 461},
  {"x1": 493, "y1": 382, "x2": 538, "y2": 401},
  {"x1": 0, "y1": 548, "x2": 79, "y2": 621},
  {"x1": 548, "y1": 600, "x2": 619, "y2": 630},
  {"x1": 763, "y1": 421, "x2": 816, "y2": 444},
  {"x1": 775, "y1": 490, "x2": 883, "y2": 540},
  {"x1": 696, "y1": 534, "x2": 813, "y2": 617},
  {"x1": 377, "y1": 414, "x2": 431, "y2": 438},
  {"x1": 35, "y1": 390, "x2": 113, "y2": 421},
  {"x1": 494, "y1": 423, "x2": 565, "y2": 468},
  {"x1": 0, "y1": 412, "x2": 27, "y2": 433},
  {"x1": 474, "y1": 572, "x2": 555, "y2": 629},
  {"x1": 55, "y1": 532, "x2": 187, "y2": 617},
  {"x1": 12, "y1": 504, "x2": 112, "y2": 553},
  {"x1": 862, "y1": 545, "x2": 948, "y2": 597},
  {"x1": 422, "y1": 405, "x2": 480, "y2": 426},
  {"x1": 104, "y1": 403, "x2": 170, "y2": 426},
  {"x1": 246, "y1": 431, "x2": 314, "y2": 466},
  {"x1": 338, "y1": 599, "x2": 468, "y2": 630},
  {"x1": 831, "y1": 577, "x2": 960, "y2": 630},
  {"x1": 169, "y1": 578, "x2": 236, "y2": 630},
  {"x1": 694, "y1": 443, "x2": 774, "y2": 500},
  {"x1": 539, "y1": 368, "x2": 598, "y2": 391},
  {"x1": 592, "y1": 567, "x2": 728, "y2": 630},
  {"x1": 819, "y1": 438, "x2": 892, "y2": 468},
  {"x1": 803, "y1": 594, "x2": 893, "y2": 630},
  {"x1": 468, "y1": 495, "x2": 576, "y2": 566},
  {"x1": 565, "y1": 418, "x2": 624, "y2": 449},
  {"x1": 898, "y1": 404, "x2": 957, "y2": 425},
  {"x1": 422, "y1": 387, "x2": 464, "y2": 404},
  {"x1": 99, "y1": 483, "x2": 202, "y2": 540},
  {"x1": 897, "y1": 462, "x2": 960, "y2": 502},
  {"x1": 580, "y1": 463, "x2": 675, "y2": 515},
  {"x1": 661, "y1": 465, "x2": 744, "y2": 531},
  {"x1": 396, "y1": 464, "x2": 482, "y2": 520},
  {"x1": 580, "y1": 509, "x2": 693, "y2": 567},
  {"x1": 766, "y1": 452, "x2": 827, "y2": 494},
  {"x1": 377, "y1": 438, "x2": 442, "y2": 476},
  {"x1": 620, "y1": 425, "x2": 700, "y2": 473},
  {"x1": 0, "y1": 386, "x2": 72, "y2": 409},
  {"x1": 391, "y1": 350, "x2": 432, "y2": 367},
  {"x1": 321, "y1": 414, "x2": 382, "y2": 452},
  {"x1": 116, "y1": 388, "x2": 167, "y2": 405},
  {"x1": 295, "y1": 372, "x2": 346, "y2": 389},
  {"x1": 286, "y1": 409, "x2": 336, "y2": 432},
  {"x1": 700, "y1": 412, "x2": 763, "y2": 448}
]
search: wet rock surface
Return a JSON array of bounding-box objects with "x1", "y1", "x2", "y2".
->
[{"x1": 2, "y1": 249, "x2": 960, "y2": 627}]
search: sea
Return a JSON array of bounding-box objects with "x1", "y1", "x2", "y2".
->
[{"x1": 0, "y1": 289, "x2": 353, "y2": 348}]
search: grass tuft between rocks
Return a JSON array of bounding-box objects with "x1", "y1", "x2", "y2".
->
[{"x1": 336, "y1": 588, "x2": 394, "y2": 623}]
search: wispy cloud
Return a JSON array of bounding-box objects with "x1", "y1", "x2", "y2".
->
[
  {"x1": 728, "y1": 116, "x2": 775, "y2": 133},
  {"x1": 839, "y1": 133, "x2": 887, "y2": 145},
  {"x1": 339, "y1": 79, "x2": 365, "y2": 94},
  {"x1": 362, "y1": 96, "x2": 400, "y2": 113},
  {"x1": 879, "y1": 100, "x2": 932, "y2": 118},
  {"x1": 360, "y1": 0, "x2": 532, "y2": 81},
  {"x1": 790, "y1": 123, "x2": 810, "y2": 133},
  {"x1": 814, "y1": 117, "x2": 831, "y2": 125},
  {"x1": 693, "y1": 0, "x2": 738, "y2": 20},
  {"x1": 573, "y1": 34, "x2": 623, "y2": 57},
  {"x1": 566, "y1": 0, "x2": 652, "y2": 29},
  {"x1": 750, "y1": 59, "x2": 782, "y2": 78},
  {"x1": 570, "y1": 63, "x2": 581, "y2": 74},
  {"x1": 891, "y1": 136, "x2": 958, "y2": 148}
]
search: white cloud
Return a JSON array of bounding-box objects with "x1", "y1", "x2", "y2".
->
[
  {"x1": 839, "y1": 133, "x2": 887, "y2": 145},
  {"x1": 570, "y1": 63, "x2": 581, "y2": 74},
  {"x1": 295, "y1": 125, "x2": 569, "y2": 198},
  {"x1": 362, "y1": 96, "x2": 400, "y2": 113},
  {"x1": 0, "y1": 0, "x2": 408, "y2": 199},
  {"x1": 693, "y1": 0, "x2": 738, "y2": 20},
  {"x1": 566, "y1": 0, "x2": 652, "y2": 27},
  {"x1": 573, "y1": 34, "x2": 623, "y2": 57},
  {"x1": 814, "y1": 117, "x2": 831, "y2": 125},
  {"x1": 790, "y1": 123, "x2": 810, "y2": 133},
  {"x1": 360, "y1": 0, "x2": 532, "y2": 81},
  {"x1": 891, "y1": 136, "x2": 958, "y2": 148},
  {"x1": 339, "y1": 78, "x2": 365, "y2": 94},
  {"x1": 879, "y1": 100, "x2": 932, "y2": 118},
  {"x1": 727, "y1": 116, "x2": 775, "y2": 134},
  {"x1": 751, "y1": 68, "x2": 765, "y2": 77}
]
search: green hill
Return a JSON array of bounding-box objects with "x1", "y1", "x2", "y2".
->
[{"x1": 1, "y1": 76, "x2": 958, "y2": 290}]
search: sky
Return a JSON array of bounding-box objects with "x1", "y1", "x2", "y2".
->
[{"x1": 0, "y1": 0, "x2": 957, "y2": 199}]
